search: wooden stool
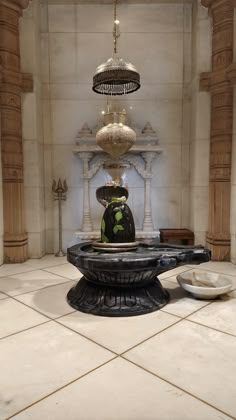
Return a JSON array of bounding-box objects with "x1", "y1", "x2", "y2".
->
[{"x1": 159, "y1": 229, "x2": 194, "y2": 245}]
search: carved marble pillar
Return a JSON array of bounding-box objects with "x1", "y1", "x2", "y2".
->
[
  {"x1": 142, "y1": 152, "x2": 155, "y2": 232},
  {"x1": 0, "y1": 0, "x2": 33, "y2": 262},
  {"x1": 80, "y1": 152, "x2": 93, "y2": 232},
  {"x1": 200, "y1": 0, "x2": 235, "y2": 260}
]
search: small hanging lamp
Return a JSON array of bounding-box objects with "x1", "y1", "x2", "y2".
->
[{"x1": 92, "y1": 0, "x2": 140, "y2": 96}]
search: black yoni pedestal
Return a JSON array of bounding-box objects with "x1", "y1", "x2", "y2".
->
[{"x1": 67, "y1": 242, "x2": 210, "y2": 317}]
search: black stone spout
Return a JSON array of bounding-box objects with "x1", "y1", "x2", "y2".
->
[{"x1": 67, "y1": 242, "x2": 211, "y2": 317}]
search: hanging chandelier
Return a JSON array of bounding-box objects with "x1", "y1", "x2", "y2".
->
[{"x1": 92, "y1": 0, "x2": 141, "y2": 96}]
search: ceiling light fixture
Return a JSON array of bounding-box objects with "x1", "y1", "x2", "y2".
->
[{"x1": 92, "y1": 0, "x2": 141, "y2": 96}]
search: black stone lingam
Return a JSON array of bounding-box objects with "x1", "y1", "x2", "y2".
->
[{"x1": 67, "y1": 185, "x2": 211, "y2": 317}]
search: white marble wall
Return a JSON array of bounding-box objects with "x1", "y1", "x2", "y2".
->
[
  {"x1": 39, "y1": 2, "x2": 193, "y2": 252},
  {"x1": 190, "y1": 0, "x2": 211, "y2": 246},
  {"x1": 20, "y1": 0, "x2": 46, "y2": 257}
]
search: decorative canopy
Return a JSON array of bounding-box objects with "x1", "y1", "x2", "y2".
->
[{"x1": 92, "y1": 0, "x2": 140, "y2": 96}]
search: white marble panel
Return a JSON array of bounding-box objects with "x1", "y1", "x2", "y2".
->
[
  {"x1": 180, "y1": 186, "x2": 190, "y2": 228},
  {"x1": 194, "y1": 230, "x2": 207, "y2": 246},
  {"x1": 89, "y1": 166, "x2": 110, "y2": 189},
  {"x1": 183, "y1": 33, "x2": 192, "y2": 85},
  {"x1": 190, "y1": 139, "x2": 210, "y2": 187},
  {"x1": 40, "y1": 3, "x2": 48, "y2": 33},
  {"x1": 49, "y1": 33, "x2": 77, "y2": 83},
  {"x1": 119, "y1": 4, "x2": 184, "y2": 33},
  {"x1": 121, "y1": 33, "x2": 183, "y2": 84},
  {"x1": 190, "y1": 186, "x2": 208, "y2": 232},
  {"x1": 181, "y1": 144, "x2": 190, "y2": 185},
  {"x1": 184, "y1": 3, "x2": 192, "y2": 33},
  {"x1": 128, "y1": 187, "x2": 144, "y2": 230},
  {"x1": 75, "y1": 4, "x2": 183, "y2": 34},
  {"x1": 192, "y1": 92, "x2": 211, "y2": 141},
  {"x1": 27, "y1": 230, "x2": 46, "y2": 259},
  {"x1": 41, "y1": 34, "x2": 50, "y2": 83},
  {"x1": 24, "y1": 141, "x2": 44, "y2": 188},
  {"x1": 182, "y1": 99, "x2": 191, "y2": 144},
  {"x1": 41, "y1": 84, "x2": 50, "y2": 100},
  {"x1": 74, "y1": 33, "x2": 183, "y2": 84},
  {"x1": 76, "y1": 33, "x2": 113, "y2": 83},
  {"x1": 53, "y1": 145, "x2": 83, "y2": 188},
  {"x1": 51, "y1": 100, "x2": 106, "y2": 144},
  {"x1": 42, "y1": 100, "x2": 52, "y2": 145},
  {"x1": 22, "y1": 93, "x2": 37, "y2": 140},
  {"x1": 52, "y1": 187, "x2": 83, "y2": 231},
  {"x1": 192, "y1": 11, "x2": 212, "y2": 77},
  {"x1": 48, "y1": 4, "x2": 76, "y2": 32},
  {"x1": 151, "y1": 187, "x2": 181, "y2": 229},
  {"x1": 44, "y1": 187, "x2": 54, "y2": 231},
  {"x1": 24, "y1": 187, "x2": 45, "y2": 233},
  {"x1": 76, "y1": 4, "x2": 113, "y2": 33},
  {"x1": 20, "y1": 18, "x2": 37, "y2": 74},
  {"x1": 152, "y1": 145, "x2": 182, "y2": 188},
  {"x1": 119, "y1": 99, "x2": 183, "y2": 143},
  {"x1": 45, "y1": 229, "x2": 54, "y2": 254}
]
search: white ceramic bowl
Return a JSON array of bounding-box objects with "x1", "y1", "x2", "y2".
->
[{"x1": 177, "y1": 270, "x2": 233, "y2": 299}]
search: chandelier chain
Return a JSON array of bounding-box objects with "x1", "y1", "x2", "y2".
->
[{"x1": 113, "y1": 0, "x2": 120, "y2": 54}]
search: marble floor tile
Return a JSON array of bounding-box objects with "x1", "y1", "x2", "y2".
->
[
  {"x1": 0, "y1": 322, "x2": 114, "y2": 419},
  {"x1": 158, "y1": 265, "x2": 191, "y2": 280},
  {"x1": 0, "y1": 291, "x2": 7, "y2": 300},
  {"x1": 124, "y1": 320, "x2": 236, "y2": 418},
  {"x1": 0, "y1": 269, "x2": 71, "y2": 297},
  {"x1": 15, "y1": 281, "x2": 76, "y2": 319},
  {"x1": 0, "y1": 263, "x2": 35, "y2": 278},
  {"x1": 188, "y1": 296, "x2": 236, "y2": 336},
  {"x1": 57, "y1": 309, "x2": 179, "y2": 354},
  {"x1": 0, "y1": 298, "x2": 48, "y2": 339},
  {"x1": 11, "y1": 358, "x2": 231, "y2": 420},
  {"x1": 186, "y1": 261, "x2": 236, "y2": 278},
  {"x1": 43, "y1": 263, "x2": 82, "y2": 280},
  {"x1": 26, "y1": 255, "x2": 67, "y2": 270},
  {"x1": 161, "y1": 280, "x2": 211, "y2": 317}
]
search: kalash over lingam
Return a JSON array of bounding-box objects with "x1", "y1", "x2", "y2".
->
[{"x1": 67, "y1": 0, "x2": 211, "y2": 316}]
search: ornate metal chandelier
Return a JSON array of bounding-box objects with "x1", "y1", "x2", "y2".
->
[{"x1": 92, "y1": 0, "x2": 140, "y2": 96}]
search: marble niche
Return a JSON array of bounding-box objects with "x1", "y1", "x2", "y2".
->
[{"x1": 73, "y1": 122, "x2": 163, "y2": 241}]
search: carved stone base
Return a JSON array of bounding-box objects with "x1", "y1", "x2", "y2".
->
[
  {"x1": 207, "y1": 236, "x2": 230, "y2": 262},
  {"x1": 67, "y1": 277, "x2": 169, "y2": 317},
  {"x1": 4, "y1": 234, "x2": 28, "y2": 263}
]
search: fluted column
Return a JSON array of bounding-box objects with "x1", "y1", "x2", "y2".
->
[
  {"x1": 80, "y1": 152, "x2": 93, "y2": 232},
  {"x1": 142, "y1": 152, "x2": 155, "y2": 232},
  {"x1": 0, "y1": 0, "x2": 33, "y2": 262},
  {"x1": 200, "y1": 0, "x2": 235, "y2": 260}
]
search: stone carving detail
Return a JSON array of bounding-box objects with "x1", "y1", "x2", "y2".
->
[
  {"x1": 73, "y1": 122, "x2": 163, "y2": 239},
  {"x1": 200, "y1": 0, "x2": 235, "y2": 260},
  {"x1": 0, "y1": 0, "x2": 32, "y2": 262}
]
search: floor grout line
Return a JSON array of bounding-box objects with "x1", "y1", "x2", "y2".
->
[
  {"x1": 54, "y1": 317, "x2": 120, "y2": 355},
  {"x1": 6, "y1": 356, "x2": 119, "y2": 420},
  {"x1": 185, "y1": 318, "x2": 236, "y2": 339},
  {"x1": 0, "y1": 279, "x2": 75, "y2": 299},
  {"x1": 120, "y1": 357, "x2": 235, "y2": 420},
  {"x1": 0, "y1": 319, "x2": 52, "y2": 342}
]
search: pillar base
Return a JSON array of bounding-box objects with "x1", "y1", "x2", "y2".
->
[
  {"x1": 4, "y1": 234, "x2": 28, "y2": 263},
  {"x1": 206, "y1": 235, "x2": 230, "y2": 261}
]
